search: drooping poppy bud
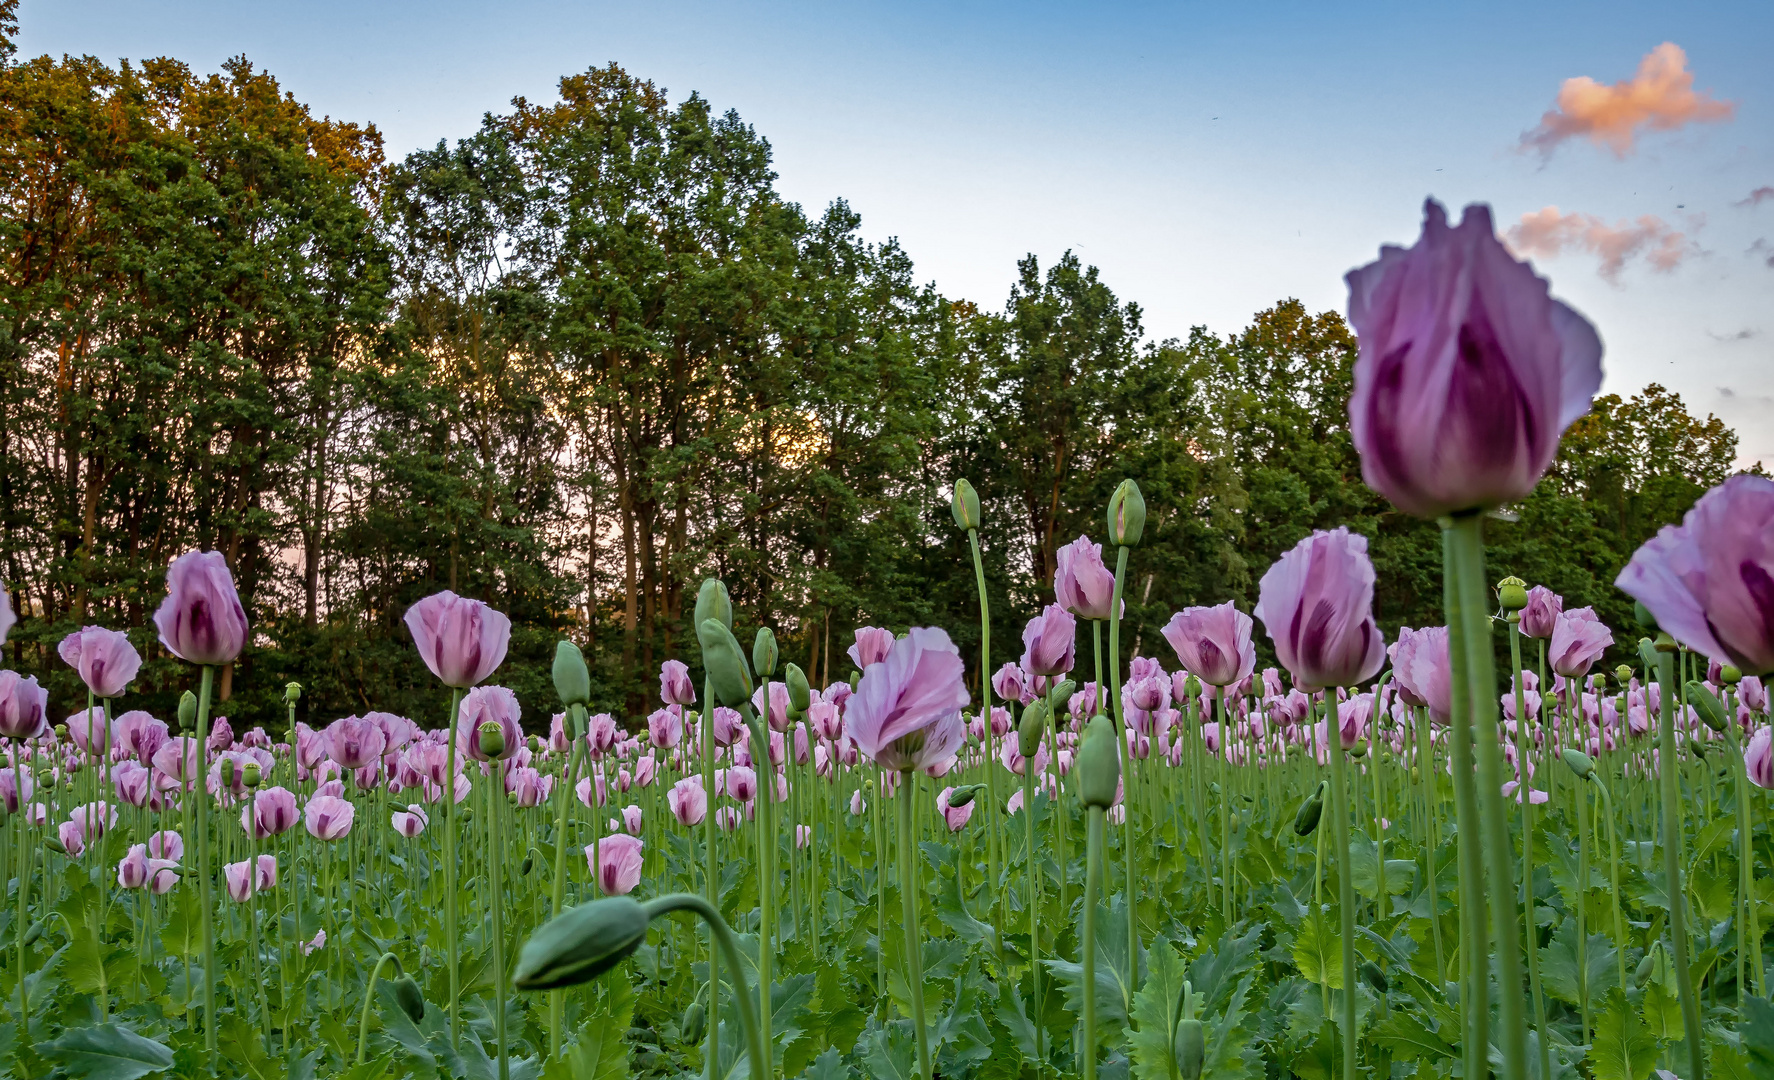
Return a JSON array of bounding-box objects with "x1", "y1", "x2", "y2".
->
[
  {"x1": 553, "y1": 641, "x2": 592, "y2": 707},
  {"x1": 1293, "y1": 781, "x2": 1327, "y2": 836},
  {"x1": 951, "y1": 479, "x2": 981, "y2": 532},
  {"x1": 1686, "y1": 682, "x2": 1727, "y2": 733},
  {"x1": 1560, "y1": 748, "x2": 1595, "y2": 780},
  {"x1": 1107, "y1": 479, "x2": 1145, "y2": 548},
  {"x1": 784, "y1": 663, "x2": 810, "y2": 718},
  {"x1": 697, "y1": 620, "x2": 754, "y2": 708},
  {"x1": 392, "y1": 974, "x2": 426, "y2": 1023},
  {"x1": 1174, "y1": 1017, "x2": 1205, "y2": 1080},
  {"x1": 694, "y1": 579, "x2": 733, "y2": 633},
  {"x1": 1017, "y1": 698, "x2": 1050, "y2": 759},
  {"x1": 682, "y1": 1000, "x2": 707, "y2": 1045},
  {"x1": 513, "y1": 896, "x2": 651, "y2": 991}
]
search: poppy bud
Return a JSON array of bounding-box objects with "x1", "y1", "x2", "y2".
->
[
  {"x1": 946, "y1": 784, "x2": 984, "y2": 809},
  {"x1": 683, "y1": 1001, "x2": 707, "y2": 1044},
  {"x1": 54, "y1": 723, "x2": 67, "y2": 742},
  {"x1": 1721, "y1": 665, "x2": 1743, "y2": 686},
  {"x1": 520, "y1": 852, "x2": 534, "y2": 876},
  {"x1": 1293, "y1": 781, "x2": 1326, "y2": 836},
  {"x1": 178, "y1": 691, "x2": 197, "y2": 732},
  {"x1": 1560, "y1": 748, "x2": 1595, "y2": 780},
  {"x1": 951, "y1": 479, "x2": 981, "y2": 531},
  {"x1": 478, "y1": 721, "x2": 506, "y2": 760},
  {"x1": 1687, "y1": 737, "x2": 1708, "y2": 761},
  {"x1": 392, "y1": 974, "x2": 426, "y2": 1022},
  {"x1": 1077, "y1": 715, "x2": 1120, "y2": 810},
  {"x1": 1637, "y1": 638, "x2": 1660, "y2": 671},
  {"x1": 752, "y1": 628, "x2": 779, "y2": 680},
  {"x1": 553, "y1": 641, "x2": 592, "y2": 707},
  {"x1": 529, "y1": 735, "x2": 542, "y2": 756},
  {"x1": 23, "y1": 920, "x2": 44, "y2": 946},
  {"x1": 697, "y1": 620, "x2": 754, "y2": 708},
  {"x1": 1174, "y1": 1017, "x2": 1205, "y2": 1080},
  {"x1": 1687, "y1": 682, "x2": 1727, "y2": 733},
  {"x1": 1361, "y1": 961, "x2": 1388, "y2": 994},
  {"x1": 1349, "y1": 741, "x2": 1369, "y2": 759},
  {"x1": 1051, "y1": 679, "x2": 1077, "y2": 705},
  {"x1": 44, "y1": 837, "x2": 66, "y2": 855},
  {"x1": 1182, "y1": 674, "x2": 1201, "y2": 701},
  {"x1": 220, "y1": 757, "x2": 236, "y2": 790},
  {"x1": 513, "y1": 896, "x2": 651, "y2": 990},
  {"x1": 694, "y1": 579, "x2": 733, "y2": 633},
  {"x1": 1108, "y1": 479, "x2": 1146, "y2": 548},
  {"x1": 785, "y1": 663, "x2": 810, "y2": 718},
  {"x1": 284, "y1": 682, "x2": 302, "y2": 705},
  {"x1": 243, "y1": 761, "x2": 262, "y2": 789},
  {"x1": 1017, "y1": 698, "x2": 1050, "y2": 758},
  {"x1": 1496, "y1": 576, "x2": 1528, "y2": 612}
]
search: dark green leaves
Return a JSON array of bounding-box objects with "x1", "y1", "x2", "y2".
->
[{"x1": 35, "y1": 1024, "x2": 173, "y2": 1080}]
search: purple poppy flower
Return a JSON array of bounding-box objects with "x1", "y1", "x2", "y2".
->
[
  {"x1": 1616, "y1": 474, "x2": 1774, "y2": 675},
  {"x1": 1161, "y1": 601, "x2": 1257, "y2": 688},
  {"x1": 153, "y1": 551, "x2": 249, "y2": 666},
  {"x1": 0, "y1": 671, "x2": 48, "y2": 740},
  {"x1": 1548, "y1": 607, "x2": 1614, "y2": 678},
  {"x1": 58, "y1": 626, "x2": 142, "y2": 699},
  {"x1": 1054, "y1": 535, "x2": 1117, "y2": 621},
  {"x1": 403, "y1": 590, "x2": 510, "y2": 689},
  {"x1": 1518, "y1": 586, "x2": 1564, "y2": 640},
  {"x1": 1390, "y1": 625, "x2": 1452, "y2": 722},
  {"x1": 659, "y1": 659, "x2": 696, "y2": 706},
  {"x1": 1021, "y1": 604, "x2": 1076, "y2": 678},
  {"x1": 1344, "y1": 200, "x2": 1604, "y2": 518},
  {"x1": 848, "y1": 627, "x2": 896, "y2": 670},
  {"x1": 455, "y1": 685, "x2": 521, "y2": 762},
  {"x1": 325, "y1": 716, "x2": 387, "y2": 771},
  {"x1": 1253, "y1": 527, "x2": 1386, "y2": 691},
  {"x1": 846, "y1": 627, "x2": 971, "y2": 773}
]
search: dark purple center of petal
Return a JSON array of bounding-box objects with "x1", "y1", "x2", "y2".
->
[
  {"x1": 1448, "y1": 300, "x2": 1537, "y2": 479},
  {"x1": 1736, "y1": 559, "x2": 1774, "y2": 665}
]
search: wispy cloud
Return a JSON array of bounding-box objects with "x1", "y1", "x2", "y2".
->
[
  {"x1": 1519, "y1": 43, "x2": 1734, "y2": 158},
  {"x1": 1739, "y1": 187, "x2": 1774, "y2": 208},
  {"x1": 1706, "y1": 328, "x2": 1758, "y2": 342},
  {"x1": 1506, "y1": 206, "x2": 1695, "y2": 282},
  {"x1": 1752, "y1": 239, "x2": 1774, "y2": 269}
]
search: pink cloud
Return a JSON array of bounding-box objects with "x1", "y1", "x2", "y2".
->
[
  {"x1": 1738, "y1": 187, "x2": 1774, "y2": 208},
  {"x1": 1505, "y1": 206, "x2": 1695, "y2": 282},
  {"x1": 1520, "y1": 43, "x2": 1734, "y2": 158}
]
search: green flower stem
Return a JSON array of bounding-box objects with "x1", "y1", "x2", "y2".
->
[
  {"x1": 966, "y1": 527, "x2": 1008, "y2": 969},
  {"x1": 1326, "y1": 697, "x2": 1358, "y2": 1080},
  {"x1": 873, "y1": 777, "x2": 886, "y2": 1016},
  {"x1": 739, "y1": 701, "x2": 774, "y2": 1080},
  {"x1": 1588, "y1": 774, "x2": 1629, "y2": 998},
  {"x1": 702, "y1": 678, "x2": 721, "y2": 1080},
  {"x1": 1108, "y1": 543, "x2": 1136, "y2": 977},
  {"x1": 11, "y1": 737, "x2": 31, "y2": 1025},
  {"x1": 1216, "y1": 693, "x2": 1233, "y2": 926},
  {"x1": 1082, "y1": 801, "x2": 1104, "y2": 1080},
  {"x1": 355, "y1": 952, "x2": 400, "y2": 1064},
  {"x1": 492, "y1": 756, "x2": 509, "y2": 1080},
  {"x1": 1444, "y1": 513, "x2": 1527, "y2": 1080},
  {"x1": 443, "y1": 686, "x2": 463, "y2": 1051},
  {"x1": 549, "y1": 704, "x2": 588, "y2": 1059},
  {"x1": 1652, "y1": 643, "x2": 1705, "y2": 1079},
  {"x1": 897, "y1": 771, "x2": 932, "y2": 1080},
  {"x1": 1507, "y1": 615, "x2": 1553, "y2": 1078},
  {"x1": 1439, "y1": 522, "x2": 1489, "y2": 1080},
  {"x1": 1575, "y1": 746, "x2": 1591, "y2": 1040},
  {"x1": 1024, "y1": 727, "x2": 1043, "y2": 1069},
  {"x1": 195, "y1": 663, "x2": 219, "y2": 1066},
  {"x1": 1727, "y1": 688, "x2": 1758, "y2": 1001},
  {"x1": 645, "y1": 893, "x2": 767, "y2": 1080}
]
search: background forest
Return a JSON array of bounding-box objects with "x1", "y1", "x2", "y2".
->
[{"x1": 0, "y1": 39, "x2": 1745, "y2": 730}]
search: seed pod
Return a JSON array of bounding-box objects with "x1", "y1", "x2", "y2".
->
[
  {"x1": 178, "y1": 691, "x2": 197, "y2": 732},
  {"x1": 1174, "y1": 1017, "x2": 1205, "y2": 1080},
  {"x1": 682, "y1": 1001, "x2": 707, "y2": 1044},
  {"x1": 513, "y1": 896, "x2": 651, "y2": 991},
  {"x1": 1107, "y1": 479, "x2": 1146, "y2": 548},
  {"x1": 553, "y1": 641, "x2": 592, "y2": 707},
  {"x1": 1686, "y1": 682, "x2": 1727, "y2": 733},
  {"x1": 785, "y1": 663, "x2": 811, "y2": 718},
  {"x1": 752, "y1": 628, "x2": 779, "y2": 680},
  {"x1": 478, "y1": 721, "x2": 506, "y2": 760},
  {"x1": 391, "y1": 974, "x2": 426, "y2": 1022},
  {"x1": 1349, "y1": 741, "x2": 1369, "y2": 759},
  {"x1": 694, "y1": 579, "x2": 733, "y2": 633},
  {"x1": 1721, "y1": 665, "x2": 1743, "y2": 686},
  {"x1": 951, "y1": 479, "x2": 981, "y2": 532},
  {"x1": 1293, "y1": 781, "x2": 1327, "y2": 836},
  {"x1": 696, "y1": 619, "x2": 755, "y2": 708},
  {"x1": 1077, "y1": 715, "x2": 1120, "y2": 810},
  {"x1": 243, "y1": 761, "x2": 262, "y2": 789},
  {"x1": 1496, "y1": 576, "x2": 1528, "y2": 612},
  {"x1": 284, "y1": 681, "x2": 303, "y2": 705},
  {"x1": 1615, "y1": 664, "x2": 1634, "y2": 684},
  {"x1": 1560, "y1": 748, "x2": 1595, "y2": 780},
  {"x1": 1017, "y1": 698, "x2": 1050, "y2": 758}
]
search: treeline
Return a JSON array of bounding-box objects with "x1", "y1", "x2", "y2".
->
[{"x1": 0, "y1": 41, "x2": 1743, "y2": 731}]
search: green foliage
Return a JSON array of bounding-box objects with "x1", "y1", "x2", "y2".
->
[{"x1": 34, "y1": 1023, "x2": 173, "y2": 1079}]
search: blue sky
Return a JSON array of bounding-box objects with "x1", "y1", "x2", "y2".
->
[{"x1": 22, "y1": 1, "x2": 1773, "y2": 465}]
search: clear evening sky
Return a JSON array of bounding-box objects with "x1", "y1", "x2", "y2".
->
[{"x1": 23, "y1": 1, "x2": 1773, "y2": 466}]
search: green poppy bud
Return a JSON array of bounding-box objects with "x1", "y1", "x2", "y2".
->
[
  {"x1": 1687, "y1": 682, "x2": 1727, "y2": 732},
  {"x1": 513, "y1": 896, "x2": 651, "y2": 991},
  {"x1": 1361, "y1": 961, "x2": 1388, "y2": 994},
  {"x1": 23, "y1": 920, "x2": 44, "y2": 946},
  {"x1": 1349, "y1": 741, "x2": 1369, "y2": 759},
  {"x1": 682, "y1": 1000, "x2": 707, "y2": 1045},
  {"x1": 178, "y1": 691, "x2": 197, "y2": 732},
  {"x1": 529, "y1": 735, "x2": 542, "y2": 756},
  {"x1": 1721, "y1": 665, "x2": 1743, "y2": 686},
  {"x1": 1637, "y1": 638, "x2": 1660, "y2": 671},
  {"x1": 1293, "y1": 781, "x2": 1326, "y2": 836},
  {"x1": 1687, "y1": 736, "x2": 1708, "y2": 760},
  {"x1": 242, "y1": 761, "x2": 262, "y2": 789},
  {"x1": 1017, "y1": 698, "x2": 1050, "y2": 758},
  {"x1": 1174, "y1": 1017, "x2": 1205, "y2": 1080},
  {"x1": 1560, "y1": 748, "x2": 1595, "y2": 780},
  {"x1": 694, "y1": 579, "x2": 733, "y2": 633},
  {"x1": 785, "y1": 663, "x2": 811, "y2": 717},
  {"x1": 520, "y1": 852, "x2": 534, "y2": 876},
  {"x1": 54, "y1": 723, "x2": 67, "y2": 742},
  {"x1": 697, "y1": 619, "x2": 755, "y2": 708},
  {"x1": 1182, "y1": 674, "x2": 1201, "y2": 701},
  {"x1": 478, "y1": 721, "x2": 506, "y2": 760},
  {"x1": 752, "y1": 628, "x2": 779, "y2": 680},
  {"x1": 1077, "y1": 715, "x2": 1121, "y2": 810},
  {"x1": 391, "y1": 974, "x2": 426, "y2": 1023},
  {"x1": 284, "y1": 681, "x2": 302, "y2": 705},
  {"x1": 553, "y1": 640, "x2": 592, "y2": 707},
  {"x1": 1051, "y1": 678, "x2": 1077, "y2": 704},
  {"x1": 946, "y1": 784, "x2": 985, "y2": 809},
  {"x1": 951, "y1": 478, "x2": 981, "y2": 532},
  {"x1": 1496, "y1": 576, "x2": 1528, "y2": 612},
  {"x1": 44, "y1": 837, "x2": 66, "y2": 855},
  {"x1": 220, "y1": 756, "x2": 236, "y2": 789},
  {"x1": 1108, "y1": 479, "x2": 1146, "y2": 548}
]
